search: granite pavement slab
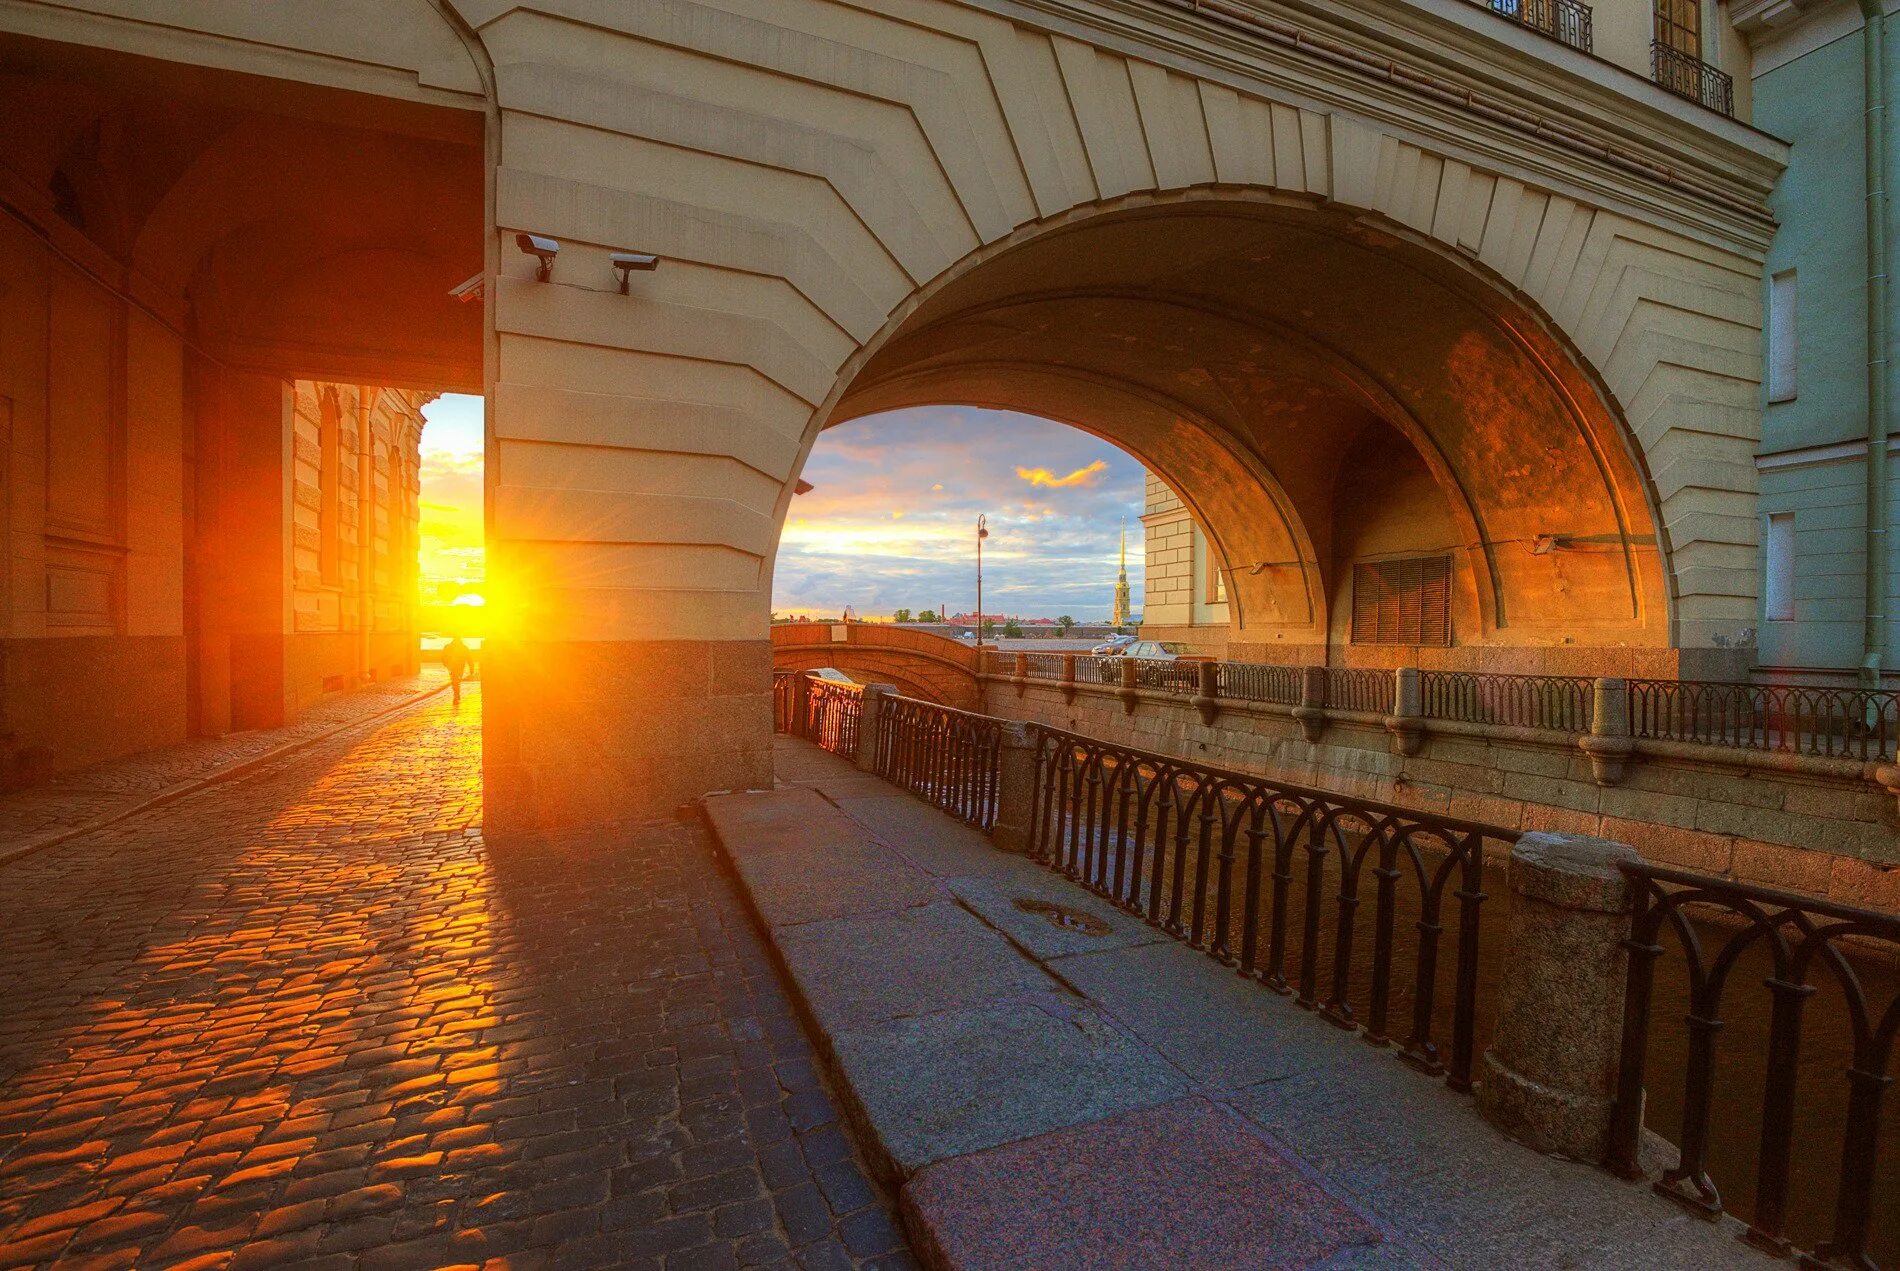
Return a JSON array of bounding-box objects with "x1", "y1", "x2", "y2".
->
[{"x1": 902, "y1": 1096, "x2": 1385, "y2": 1271}]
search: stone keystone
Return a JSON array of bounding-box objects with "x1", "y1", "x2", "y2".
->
[{"x1": 1477, "y1": 830, "x2": 1642, "y2": 1164}]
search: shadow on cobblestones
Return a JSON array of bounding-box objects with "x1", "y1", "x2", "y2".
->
[{"x1": 0, "y1": 687, "x2": 914, "y2": 1271}]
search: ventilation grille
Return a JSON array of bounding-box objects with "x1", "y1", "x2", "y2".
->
[{"x1": 1351, "y1": 556, "x2": 1452, "y2": 647}]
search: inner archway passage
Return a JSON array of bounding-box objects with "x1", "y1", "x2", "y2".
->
[{"x1": 826, "y1": 197, "x2": 1675, "y2": 677}]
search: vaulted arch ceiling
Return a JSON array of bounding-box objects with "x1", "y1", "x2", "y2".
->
[
  {"x1": 832, "y1": 199, "x2": 1669, "y2": 654},
  {"x1": 0, "y1": 33, "x2": 483, "y2": 391}
]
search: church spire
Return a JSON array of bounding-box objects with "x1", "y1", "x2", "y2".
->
[{"x1": 1112, "y1": 516, "x2": 1133, "y2": 628}]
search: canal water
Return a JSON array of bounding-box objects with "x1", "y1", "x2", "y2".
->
[{"x1": 1069, "y1": 821, "x2": 1899, "y2": 1265}]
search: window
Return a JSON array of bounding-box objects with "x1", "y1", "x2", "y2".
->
[
  {"x1": 1654, "y1": 0, "x2": 1701, "y2": 58},
  {"x1": 1351, "y1": 555, "x2": 1452, "y2": 646},
  {"x1": 1764, "y1": 512, "x2": 1795, "y2": 622},
  {"x1": 1768, "y1": 269, "x2": 1797, "y2": 403}
]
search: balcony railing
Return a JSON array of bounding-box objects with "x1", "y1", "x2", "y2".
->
[
  {"x1": 1479, "y1": 0, "x2": 1593, "y2": 54},
  {"x1": 1652, "y1": 41, "x2": 1734, "y2": 116}
]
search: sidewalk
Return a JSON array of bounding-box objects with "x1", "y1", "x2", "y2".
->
[
  {"x1": 0, "y1": 667, "x2": 449, "y2": 864},
  {"x1": 703, "y1": 738, "x2": 1774, "y2": 1271}
]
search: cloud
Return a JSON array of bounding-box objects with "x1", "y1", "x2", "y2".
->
[
  {"x1": 1016, "y1": 459, "x2": 1108, "y2": 489},
  {"x1": 774, "y1": 408, "x2": 1145, "y2": 618}
]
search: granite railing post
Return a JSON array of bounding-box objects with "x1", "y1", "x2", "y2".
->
[
  {"x1": 1477, "y1": 831, "x2": 1642, "y2": 1163},
  {"x1": 1192, "y1": 660, "x2": 1221, "y2": 725},
  {"x1": 1119, "y1": 657, "x2": 1140, "y2": 715},
  {"x1": 1060, "y1": 654, "x2": 1077, "y2": 703},
  {"x1": 990, "y1": 720, "x2": 1038, "y2": 855},
  {"x1": 1013, "y1": 651, "x2": 1029, "y2": 698},
  {"x1": 855, "y1": 683, "x2": 896, "y2": 775},
  {"x1": 791, "y1": 670, "x2": 817, "y2": 739},
  {"x1": 1385, "y1": 666, "x2": 1425, "y2": 756},
  {"x1": 1293, "y1": 665, "x2": 1328, "y2": 742},
  {"x1": 1580, "y1": 677, "x2": 1634, "y2": 785}
]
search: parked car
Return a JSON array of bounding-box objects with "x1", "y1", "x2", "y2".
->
[
  {"x1": 1095, "y1": 640, "x2": 1210, "y2": 688},
  {"x1": 1089, "y1": 633, "x2": 1137, "y2": 655},
  {"x1": 808, "y1": 667, "x2": 857, "y2": 684}
]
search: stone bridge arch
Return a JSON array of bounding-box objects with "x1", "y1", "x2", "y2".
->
[
  {"x1": 2, "y1": 0, "x2": 1783, "y2": 824},
  {"x1": 771, "y1": 625, "x2": 982, "y2": 712}
]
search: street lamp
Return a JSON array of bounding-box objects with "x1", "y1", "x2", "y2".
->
[{"x1": 975, "y1": 515, "x2": 989, "y2": 648}]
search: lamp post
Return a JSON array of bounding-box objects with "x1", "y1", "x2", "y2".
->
[{"x1": 975, "y1": 514, "x2": 989, "y2": 648}]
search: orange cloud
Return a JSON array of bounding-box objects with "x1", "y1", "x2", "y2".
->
[{"x1": 1016, "y1": 459, "x2": 1108, "y2": 489}]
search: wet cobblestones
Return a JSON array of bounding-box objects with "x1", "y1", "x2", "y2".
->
[{"x1": 0, "y1": 688, "x2": 914, "y2": 1270}]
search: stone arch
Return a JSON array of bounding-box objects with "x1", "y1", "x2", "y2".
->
[{"x1": 785, "y1": 189, "x2": 1681, "y2": 673}]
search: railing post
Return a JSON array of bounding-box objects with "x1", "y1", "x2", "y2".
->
[
  {"x1": 1060, "y1": 653, "x2": 1077, "y2": 704},
  {"x1": 1385, "y1": 666, "x2": 1424, "y2": 756},
  {"x1": 1192, "y1": 660, "x2": 1221, "y2": 725},
  {"x1": 792, "y1": 669, "x2": 817, "y2": 739},
  {"x1": 1119, "y1": 657, "x2": 1139, "y2": 715},
  {"x1": 990, "y1": 720, "x2": 1037, "y2": 855},
  {"x1": 1477, "y1": 831, "x2": 1642, "y2": 1163},
  {"x1": 1013, "y1": 651, "x2": 1029, "y2": 698},
  {"x1": 855, "y1": 683, "x2": 895, "y2": 775},
  {"x1": 1579, "y1": 677, "x2": 1634, "y2": 786},
  {"x1": 1293, "y1": 665, "x2": 1327, "y2": 742}
]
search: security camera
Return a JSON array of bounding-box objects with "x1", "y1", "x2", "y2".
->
[
  {"x1": 515, "y1": 233, "x2": 559, "y2": 282},
  {"x1": 610, "y1": 251, "x2": 660, "y2": 294}
]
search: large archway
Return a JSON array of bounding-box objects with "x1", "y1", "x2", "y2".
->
[{"x1": 796, "y1": 193, "x2": 1674, "y2": 677}]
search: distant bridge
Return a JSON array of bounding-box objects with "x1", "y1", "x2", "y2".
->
[{"x1": 771, "y1": 624, "x2": 981, "y2": 711}]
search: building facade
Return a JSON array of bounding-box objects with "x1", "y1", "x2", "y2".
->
[
  {"x1": 1139, "y1": 476, "x2": 1229, "y2": 651},
  {"x1": 0, "y1": 0, "x2": 1790, "y2": 826},
  {"x1": 0, "y1": 191, "x2": 429, "y2": 785},
  {"x1": 1742, "y1": 1, "x2": 1898, "y2": 686}
]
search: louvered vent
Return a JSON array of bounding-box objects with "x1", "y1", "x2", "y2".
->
[{"x1": 1351, "y1": 556, "x2": 1451, "y2": 647}]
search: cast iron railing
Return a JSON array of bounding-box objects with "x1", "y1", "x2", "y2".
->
[
  {"x1": 1608, "y1": 864, "x2": 1900, "y2": 1266},
  {"x1": 973, "y1": 651, "x2": 1900, "y2": 760},
  {"x1": 1627, "y1": 679, "x2": 1900, "y2": 762},
  {"x1": 874, "y1": 695, "x2": 1002, "y2": 830},
  {"x1": 772, "y1": 670, "x2": 798, "y2": 734},
  {"x1": 1419, "y1": 670, "x2": 1595, "y2": 733},
  {"x1": 1324, "y1": 666, "x2": 1395, "y2": 716},
  {"x1": 1020, "y1": 652, "x2": 1066, "y2": 681},
  {"x1": 805, "y1": 678, "x2": 864, "y2": 759},
  {"x1": 1026, "y1": 724, "x2": 1514, "y2": 1091},
  {"x1": 1652, "y1": 41, "x2": 1734, "y2": 116},
  {"x1": 1219, "y1": 660, "x2": 1303, "y2": 706},
  {"x1": 1480, "y1": 0, "x2": 1593, "y2": 53}
]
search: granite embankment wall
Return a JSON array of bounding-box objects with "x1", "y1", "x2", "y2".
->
[{"x1": 981, "y1": 676, "x2": 1900, "y2": 912}]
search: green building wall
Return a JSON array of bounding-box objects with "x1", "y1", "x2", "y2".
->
[{"x1": 1753, "y1": 16, "x2": 1896, "y2": 680}]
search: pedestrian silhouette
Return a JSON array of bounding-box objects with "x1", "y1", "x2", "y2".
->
[{"x1": 443, "y1": 636, "x2": 471, "y2": 706}]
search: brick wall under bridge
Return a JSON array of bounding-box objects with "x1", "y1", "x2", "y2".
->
[
  {"x1": 980, "y1": 675, "x2": 1900, "y2": 912},
  {"x1": 772, "y1": 625, "x2": 982, "y2": 712}
]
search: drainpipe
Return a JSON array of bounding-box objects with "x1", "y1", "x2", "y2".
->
[{"x1": 1862, "y1": 0, "x2": 1891, "y2": 689}]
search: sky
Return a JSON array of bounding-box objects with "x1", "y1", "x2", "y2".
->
[
  {"x1": 418, "y1": 393, "x2": 484, "y2": 600},
  {"x1": 413, "y1": 398, "x2": 1144, "y2": 620},
  {"x1": 776, "y1": 407, "x2": 1143, "y2": 620}
]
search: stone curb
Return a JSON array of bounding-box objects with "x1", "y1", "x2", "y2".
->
[
  {"x1": 695, "y1": 793, "x2": 915, "y2": 1195},
  {"x1": 0, "y1": 680, "x2": 451, "y2": 868}
]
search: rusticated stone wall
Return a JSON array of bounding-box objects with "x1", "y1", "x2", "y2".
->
[{"x1": 982, "y1": 677, "x2": 1900, "y2": 912}]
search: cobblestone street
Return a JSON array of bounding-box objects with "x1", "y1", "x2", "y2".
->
[{"x1": 0, "y1": 688, "x2": 914, "y2": 1271}]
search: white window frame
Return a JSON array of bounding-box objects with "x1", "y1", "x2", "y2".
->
[
  {"x1": 1764, "y1": 511, "x2": 1796, "y2": 622},
  {"x1": 1767, "y1": 268, "x2": 1797, "y2": 403}
]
